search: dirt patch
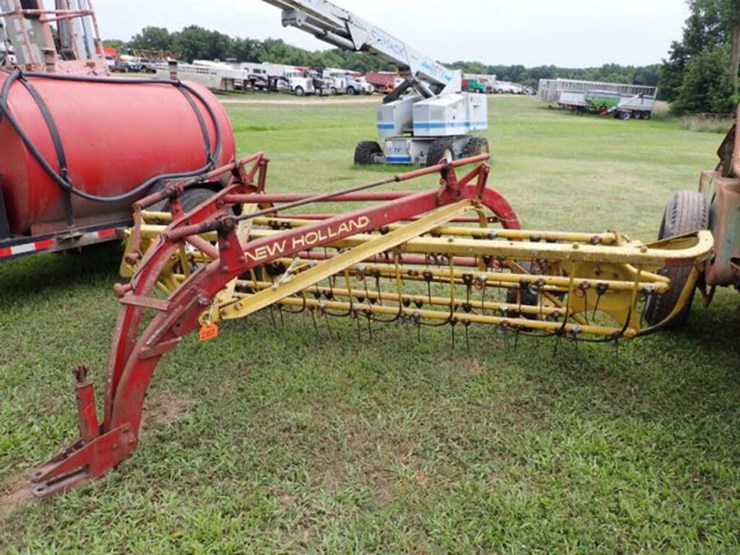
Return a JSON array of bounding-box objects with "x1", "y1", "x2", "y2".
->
[
  {"x1": 445, "y1": 356, "x2": 486, "y2": 377},
  {"x1": 141, "y1": 391, "x2": 195, "y2": 432},
  {"x1": 0, "y1": 478, "x2": 34, "y2": 520},
  {"x1": 0, "y1": 392, "x2": 194, "y2": 520}
]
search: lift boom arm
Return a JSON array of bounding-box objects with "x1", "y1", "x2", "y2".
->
[{"x1": 262, "y1": 0, "x2": 461, "y2": 96}]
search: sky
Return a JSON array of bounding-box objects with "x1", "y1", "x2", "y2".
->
[{"x1": 95, "y1": 0, "x2": 691, "y2": 68}]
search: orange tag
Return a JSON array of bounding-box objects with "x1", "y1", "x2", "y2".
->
[{"x1": 199, "y1": 322, "x2": 220, "y2": 342}]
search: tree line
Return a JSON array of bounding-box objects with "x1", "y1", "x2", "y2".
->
[
  {"x1": 109, "y1": 4, "x2": 740, "y2": 115},
  {"x1": 109, "y1": 25, "x2": 397, "y2": 73},
  {"x1": 109, "y1": 25, "x2": 660, "y2": 90}
]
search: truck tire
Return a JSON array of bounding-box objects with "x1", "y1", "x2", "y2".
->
[
  {"x1": 294, "y1": 86, "x2": 305, "y2": 97},
  {"x1": 426, "y1": 138, "x2": 455, "y2": 167},
  {"x1": 644, "y1": 191, "x2": 709, "y2": 327},
  {"x1": 354, "y1": 141, "x2": 382, "y2": 165},
  {"x1": 462, "y1": 137, "x2": 490, "y2": 158},
  {"x1": 346, "y1": 87, "x2": 356, "y2": 95}
]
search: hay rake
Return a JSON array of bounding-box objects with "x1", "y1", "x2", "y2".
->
[{"x1": 31, "y1": 154, "x2": 713, "y2": 497}]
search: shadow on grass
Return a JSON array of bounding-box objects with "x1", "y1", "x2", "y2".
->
[{"x1": 0, "y1": 243, "x2": 123, "y2": 303}]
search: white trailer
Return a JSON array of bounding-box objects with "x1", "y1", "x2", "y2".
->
[
  {"x1": 538, "y1": 78, "x2": 657, "y2": 104},
  {"x1": 155, "y1": 60, "x2": 246, "y2": 91},
  {"x1": 262, "y1": 0, "x2": 489, "y2": 166},
  {"x1": 558, "y1": 91, "x2": 586, "y2": 109}
]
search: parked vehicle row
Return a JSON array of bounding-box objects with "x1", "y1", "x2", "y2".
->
[
  {"x1": 111, "y1": 57, "x2": 158, "y2": 73},
  {"x1": 159, "y1": 60, "x2": 378, "y2": 97}
]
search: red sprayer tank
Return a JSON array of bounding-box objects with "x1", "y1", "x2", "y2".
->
[{"x1": 0, "y1": 71, "x2": 236, "y2": 235}]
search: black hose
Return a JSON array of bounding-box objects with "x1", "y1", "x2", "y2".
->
[{"x1": 0, "y1": 70, "x2": 224, "y2": 203}]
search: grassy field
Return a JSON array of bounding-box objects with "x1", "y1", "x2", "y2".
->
[{"x1": 0, "y1": 96, "x2": 738, "y2": 553}]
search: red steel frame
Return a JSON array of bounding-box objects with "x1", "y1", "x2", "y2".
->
[{"x1": 31, "y1": 154, "x2": 520, "y2": 497}]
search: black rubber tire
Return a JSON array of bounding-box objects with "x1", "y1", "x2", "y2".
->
[
  {"x1": 426, "y1": 138, "x2": 455, "y2": 167},
  {"x1": 644, "y1": 191, "x2": 709, "y2": 327},
  {"x1": 462, "y1": 137, "x2": 490, "y2": 158},
  {"x1": 506, "y1": 267, "x2": 541, "y2": 319},
  {"x1": 354, "y1": 141, "x2": 382, "y2": 165},
  {"x1": 180, "y1": 188, "x2": 216, "y2": 212},
  {"x1": 619, "y1": 111, "x2": 632, "y2": 121}
]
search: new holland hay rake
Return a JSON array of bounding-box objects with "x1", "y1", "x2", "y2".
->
[{"x1": 30, "y1": 154, "x2": 713, "y2": 497}]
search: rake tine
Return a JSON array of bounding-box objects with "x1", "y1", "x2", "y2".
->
[
  {"x1": 310, "y1": 308, "x2": 319, "y2": 337},
  {"x1": 324, "y1": 313, "x2": 334, "y2": 340},
  {"x1": 613, "y1": 338, "x2": 621, "y2": 364},
  {"x1": 553, "y1": 333, "x2": 561, "y2": 356}
]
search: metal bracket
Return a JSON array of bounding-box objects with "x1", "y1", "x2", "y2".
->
[{"x1": 0, "y1": 174, "x2": 10, "y2": 239}]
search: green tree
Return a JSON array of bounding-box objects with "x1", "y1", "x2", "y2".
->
[
  {"x1": 673, "y1": 45, "x2": 737, "y2": 113},
  {"x1": 171, "y1": 26, "x2": 233, "y2": 62},
  {"x1": 232, "y1": 38, "x2": 261, "y2": 63},
  {"x1": 662, "y1": 0, "x2": 740, "y2": 110},
  {"x1": 129, "y1": 26, "x2": 172, "y2": 52},
  {"x1": 720, "y1": 0, "x2": 740, "y2": 91}
]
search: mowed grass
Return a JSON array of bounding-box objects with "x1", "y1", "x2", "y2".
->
[{"x1": 0, "y1": 96, "x2": 738, "y2": 553}]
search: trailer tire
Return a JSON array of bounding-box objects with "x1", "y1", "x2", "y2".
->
[
  {"x1": 462, "y1": 137, "x2": 490, "y2": 158},
  {"x1": 354, "y1": 141, "x2": 382, "y2": 165},
  {"x1": 644, "y1": 191, "x2": 709, "y2": 328},
  {"x1": 426, "y1": 138, "x2": 455, "y2": 167},
  {"x1": 619, "y1": 111, "x2": 632, "y2": 121}
]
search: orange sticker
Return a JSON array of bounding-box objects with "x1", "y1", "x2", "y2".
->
[{"x1": 199, "y1": 323, "x2": 220, "y2": 342}]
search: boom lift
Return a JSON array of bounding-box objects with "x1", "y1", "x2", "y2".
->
[{"x1": 262, "y1": 0, "x2": 489, "y2": 166}]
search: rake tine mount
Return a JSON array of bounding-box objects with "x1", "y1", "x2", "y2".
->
[{"x1": 30, "y1": 154, "x2": 713, "y2": 497}]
